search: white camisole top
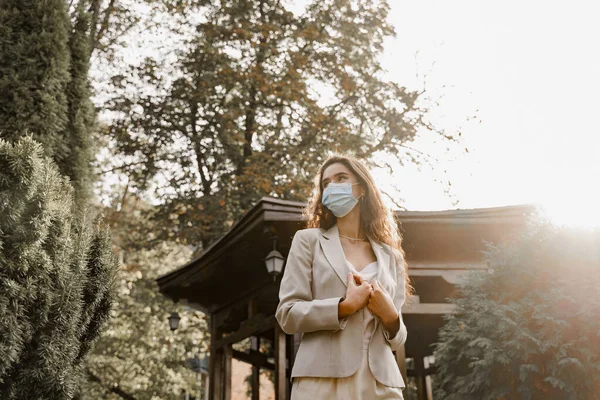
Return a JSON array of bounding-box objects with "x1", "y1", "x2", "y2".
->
[{"x1": 346, "y1": 259, "x2": 379, "y2": 343}]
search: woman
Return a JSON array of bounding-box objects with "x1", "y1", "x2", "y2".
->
[{"x1": 275, "y1": 154, "x2": 412, "y2": 400}]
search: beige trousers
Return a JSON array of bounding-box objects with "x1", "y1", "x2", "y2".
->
[{"x1": 290, "y1": 337, "x2": 404, "y2": 400}]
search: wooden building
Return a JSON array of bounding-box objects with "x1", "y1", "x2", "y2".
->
[{"x1": 156, "y1": 197, "x2": 535, "y2": 400}]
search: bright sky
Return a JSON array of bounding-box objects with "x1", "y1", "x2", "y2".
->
[{"x1": 366, "y1": 0, "x2": 600, "y2": 227}]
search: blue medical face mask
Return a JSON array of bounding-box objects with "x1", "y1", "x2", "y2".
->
[{"x1": 321, "y1": 182, "x2": 363, "y2": 218}]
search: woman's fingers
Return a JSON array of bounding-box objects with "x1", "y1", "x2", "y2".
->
[
  {"x1": 353, "y1": 273, "x2": 364, "y2": 284},
  {"x1": 361, "y1": 281, "x2": 372, "y2": 295},
  {"x1": 367, "y1": 282, "x2": 376, "y2": 295},
  {"x1": 347, "y1": 272, "x2": 359, "y2": 286},
  {"x1": 374, "y1": 280, "x2": 387, "y2": 293},
  {"x1": 370, "y1": 280, "x2": 381, "y2": 293}
]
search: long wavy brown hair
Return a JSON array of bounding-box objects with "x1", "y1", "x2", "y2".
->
[{"x1": 303, "y1": 153, "x2": 413, "y2": 297}]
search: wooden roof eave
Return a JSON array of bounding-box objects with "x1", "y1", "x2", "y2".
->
[
  {"x1": 156, "y1": 197, "x2": 305, "y2": 297},
  {"x1": 396, "y1": 204, "x2": 538, "y2": 224}
]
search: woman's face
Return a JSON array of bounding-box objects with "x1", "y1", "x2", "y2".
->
[{"x1": 321, "y1": 162, "x2": 363, "y2": 200}]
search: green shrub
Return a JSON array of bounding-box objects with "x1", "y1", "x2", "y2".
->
[
  {"x1": 0, "y1": 137, "x2": 118, "y2": 399},
  {"x1": 433, "y1": 216, "x2": 600, "y2": 400}
]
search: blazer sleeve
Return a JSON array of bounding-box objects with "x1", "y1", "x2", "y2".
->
[
  {"x1": 275, "y1": 229, "x2": 347, "y2": 334},
  {"x1": 382, "y1": 248, "x2": 408, "y2": 351}
]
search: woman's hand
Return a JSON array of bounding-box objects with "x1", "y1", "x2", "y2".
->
[
  {"x1": 367, "y1": 280, "x2": 399, "y2": 327},
  {"x1": 339, "y1": 272, "x2": 373, "y2": 318}
]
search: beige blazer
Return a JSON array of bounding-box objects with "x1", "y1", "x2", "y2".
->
[{"x1": 275, "y1": 224, "x2": 408, "y2": 388}]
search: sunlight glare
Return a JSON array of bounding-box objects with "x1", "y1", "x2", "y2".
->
[{"x1": 539, "y1": 195, "x2": 600, "y2": 229}]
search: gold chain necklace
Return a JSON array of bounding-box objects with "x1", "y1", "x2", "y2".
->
[{"x1": 339, "y1": 233, "x2": 367, "y2": 242}]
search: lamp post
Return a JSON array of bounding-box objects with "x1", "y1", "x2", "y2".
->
[
  {"x1": 187, "y1": 354, "x2": 210, "y2": 400},
  {"x1": 168, "y1": 311, "x2": 180, "y2": 332},
  {"x1": 264, "y1": 235, "x2": 285, "y2": 281}
]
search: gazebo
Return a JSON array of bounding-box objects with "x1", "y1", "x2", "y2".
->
[{"x1": 157, "y1": 197, "x2": 535, "y2": 400}]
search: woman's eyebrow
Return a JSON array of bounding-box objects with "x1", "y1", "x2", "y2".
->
[{"x1": 322, "y1": 172, "x2": 347, "y2": 183}]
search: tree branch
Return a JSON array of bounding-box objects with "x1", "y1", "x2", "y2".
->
[
  {"x1": 86, "y1": 368, "x2": 138, "y2": 400},
  {"x1": 98, "y1": 160, "x2": 147, "y2": 175},
  {"x1": 93, "y1": 0, "x2": 117, "y2": 52}
]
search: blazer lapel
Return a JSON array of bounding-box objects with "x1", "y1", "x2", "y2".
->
[
  {"x1": 367, "y1": 236, "x2": 395, "y2": 334},
  {"x1": 319, "y1": 224, "x2": 351, "y2": 287},
  {"x1": 368, "y1": 235, "x2": 392, "y2": 290}
]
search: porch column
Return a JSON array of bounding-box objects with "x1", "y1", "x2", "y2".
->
[
  {"x1": 250, "y1": 336, "x2": 260, "y2": 400},
  {"x1": 274, "y1": 322, "x2": 287, "y2": 400},
  {"x1": 223, "y1": 344, "x2": 232, "y2": 400},
  {"x1": 209, "y1": 314, "x2": 223, "y2": 400},
  {"x1": 414, "y1": 354, "x2": 426, "y2": 400},
  {"x1": 248, "y1": 299, "x2": 260, "y2": 400}
]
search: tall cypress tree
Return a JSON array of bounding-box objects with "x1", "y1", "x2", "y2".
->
[
  {"x1": 0, "y1": 0, "x2": 96, "y2": 202},
  {"x1": 0, "y1": 2, "x2": 129, "y2": 398},
  {"x1": 64, "y1": 3, "x2": 96, "y2": 203},
  {"x1": 0, "y1": 137, "x2": 118, "y2": 400},
  {"x1": 0, "y1": 0, "x2": 71, "y2": 161}
]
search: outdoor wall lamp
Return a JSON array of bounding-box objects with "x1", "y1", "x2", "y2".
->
[
  {"x1": 187, "y1": 354, "x2": 210, "y2": 374},
  {"x1": 264, "y1": 235, "x2": 285, "y2": 281},
  {"x1": 168, "y1": 311, "x2": 181, "y2": 331}
]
